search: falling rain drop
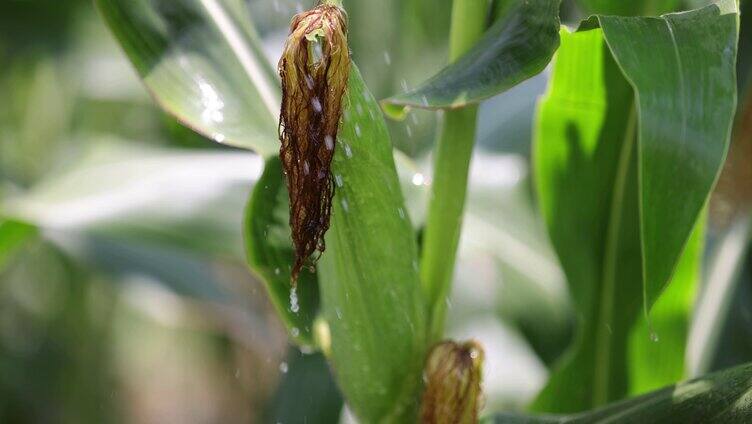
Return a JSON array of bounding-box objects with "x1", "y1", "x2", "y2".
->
[
  {"x1": 354, "y1": 124, "x2": 361, "y2": 137},
  {"x1": 341, "y1": 198, "x2": 349, "y2": 212},
  {"x1": 324, "y1": 135, "x2": 334, "y2": 150},
  {"x1": 398, "y1": 208, "x2": 406, "y2": 219},
  {"x1": 383, "y1": 51, "x2": 391, "y2": 65},
  {"x1": 344, "y1": 144, "x2": 353, "y2": 158},
  {"x1": 406, "y1": 125, "x2": 412, "y2": 137},
  {"x1": 279, "y1": 362, "x2": 289, "y2": 373},
  {"x1": 335, "y1": 174, "x2": 344, "y2": 187}
]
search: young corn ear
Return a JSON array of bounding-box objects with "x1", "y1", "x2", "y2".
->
[
  {"x1": 421, "y1": 340, "x2": 485, "y2": 424},
  {"x1": 278, "y1": 2, "x2": 350, "y2": 282}
]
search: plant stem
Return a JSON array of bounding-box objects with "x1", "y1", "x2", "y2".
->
[{"x1": 421, "y1": 0, "x2": 489, "y2": 343}]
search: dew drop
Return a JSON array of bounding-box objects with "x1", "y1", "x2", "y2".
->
[
  {"x1": 274, "y1": 268, "x2": 281, "y2": 275},
  {"x1": 650, "y1": 331, "x2": 659, "y2": 342},
  {"x1": 214, "y1": 133, "x2": 226, "y2": 143},
  {"x1": 312, "y1": 97, "x2": 322, "y2": 113},
  {"x1": 279, "y1": 362, "x2": 289, "y2": 373},
  {"x1": 291, "y1": 327, "x2": 300, "y2": 337},
  {"x1": 412, "y1": 173, "x2": 425, "y2": 186},
  {"x1": 290, "y1": 286, "x2": 300, "y2": 313}
]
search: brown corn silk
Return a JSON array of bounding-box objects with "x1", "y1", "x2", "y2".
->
[
  {"x1": 278, "y1": 3, "x2": 350, "y2": 282},
  {"x1": 421, "y1": 340, "x2": 485, "y2": 424}
]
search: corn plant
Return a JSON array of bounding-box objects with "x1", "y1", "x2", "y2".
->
[{"x1": 72, "y1": 0, "x2": 752, "y2": 422}]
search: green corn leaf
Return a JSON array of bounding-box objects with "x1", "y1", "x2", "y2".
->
[
  {"x1": 485, "y1": 362, "x2": 752, "y2": 423},
  {"x1": 533, "y1": 0, "x2": 739, "y2": 410},
  {"x1": 317, "y1": 65, "x2": 427, "y2": 422},
  {"x1": 264, "y1": 348, "x2": 343, "y2": 423},
  {"x1": 576, "y1": 0, "x2": 681, "y2": 16},
  {"x1": 94, "y1": 0, "x2": 280, "y2": 155},
  {"x1": 627, "y1": 214, "x2": 704, "y2": 395},
  {"x1": 382, "y1": 0, "x2": 560, "y2": 117},
  {"x1": 596, "y1": 0, "x2": 738, "y2": 315},
  {"x1": 244, "y1": 156, "x2": 321, "y2": 349},
  {"x1": 533, "y1": 28, "x2": 643, "y2": 411}
]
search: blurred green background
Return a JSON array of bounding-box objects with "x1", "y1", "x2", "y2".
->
[{"x1": 0, "y1": 0, "x2": 749, "y2": 422}]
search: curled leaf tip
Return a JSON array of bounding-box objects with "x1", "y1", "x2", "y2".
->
[
  {"x1": 278, "y1": 2, "x2": 350, "y2": 283},
  {"x1": 421, "y1": 340, "x2": 485, "y2": 424}
]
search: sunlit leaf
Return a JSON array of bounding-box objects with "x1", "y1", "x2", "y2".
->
[
  {"x1": 3, "y1": 142, "x2": 259, "y2": 260},
  {"x1": 596, "y1": 0, "x2": 739, "y2": 314},
  {"x1": 382, "y1": 0, "x2": 560, "y2": 116},
  {"x1": 532, "y1": 0, "x2": 739, "y2": 409},
  {"x1": 628, "y1": 216, "x2": 704, "y2": 394},
  {"x1": 2, "y1": 142, "x2": 262, "y2": 309},
  {"x1": 94, "y1": 0, "x2": 280, "y2": 155},
  {"x1": 533, "y1": 28, "x2": 641, "y2": 411}
]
